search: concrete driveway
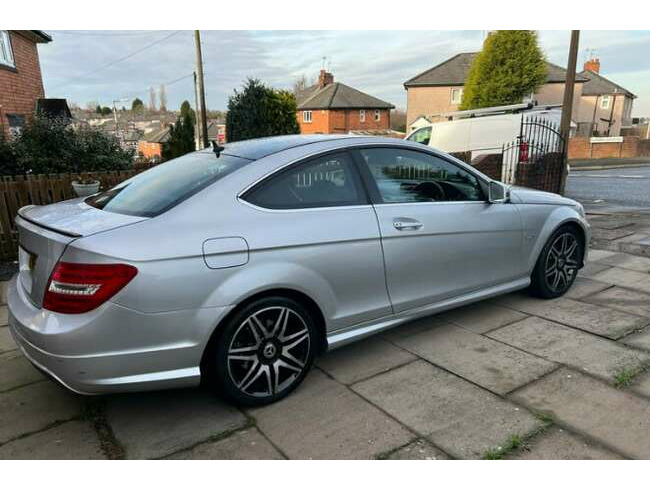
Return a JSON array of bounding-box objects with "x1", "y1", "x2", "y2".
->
[{"x1": 1, "y1": 216, "x2": 650, "y2": 459}]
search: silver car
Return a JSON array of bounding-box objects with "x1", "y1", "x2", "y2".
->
[{"x1": 8, "y1": 135, "x2": 589, "y2": 406}]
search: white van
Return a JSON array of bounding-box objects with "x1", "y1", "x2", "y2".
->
[{"x1": 405, "y1": 103, "x2": 563, "y2": 160}]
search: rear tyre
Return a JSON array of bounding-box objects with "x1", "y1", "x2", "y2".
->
[
  {"x1": 212, "y1": 296, "x2": 316, "y2": 406},
  {"x1": 530, "y1": 225, "x2": 583, "y2": 299}
]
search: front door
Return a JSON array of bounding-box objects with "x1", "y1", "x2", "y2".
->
[{"x1": 355, "y1": 146, "x2": 524, "y2": 313}]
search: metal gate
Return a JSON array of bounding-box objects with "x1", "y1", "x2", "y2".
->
[{"x1": 502, "y1": 115, "x2": 566, "y2": 194}]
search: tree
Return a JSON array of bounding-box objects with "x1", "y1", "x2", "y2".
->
[
  {"x1": 149, "y1": 87, "x2": 157, "y2": 112},
  {"x1": 100, "y1": 106, "x2": 112, "y2": 116},
  {"x1": 131, "y1": 97, "x2": 144, "y2": 114},
  {"x1": 96, "y1": 105, "x2": 103, "y2": 114},
  {"x1": 460, "y1": 30, "x2": 547, "y2": 110},
  {"x1": 226, "y1": 78, "x2": 300, "y2": 143},
  {"x1": 162, "y1": 101, "x2": 195, "y2": 161},
  {"x1": 159, "y1": 84, "x2": 168, "y2": 112},
  {"x1": 390, "y1": 108, "x2": 407, "y2": 133}
]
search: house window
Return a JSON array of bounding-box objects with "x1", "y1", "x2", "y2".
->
[
  {"x1": 360, "y1": 110, "x2": 366, "y2": 123},
  {"x1": 303, "y1": 111, "x2": 312, "y2": 123},
  {"x1": 0, "y1": 31, "x2": 15, "y2": 68},
  {"x1": 601, "y1": 95, "x2": 611, "y2": 110},
  {"x1": 374, "y1": 110, "x2": 381, "y2": 122},
  {"x1": 6, "y1": 114, "x2": 24, "y2": 137},
  {"x1": 451, "y1": 88, "x2": 463, "y2": 105}
]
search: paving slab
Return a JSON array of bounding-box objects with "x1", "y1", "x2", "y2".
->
[
  {"x1": 317, "y1": 336, "x2": 416, "y2": 385},
  {"x1": 587, "y1": 249, "x2": 618, "y2": 262},
  {"x1": 381, "y1": 315, "x2": 447, "y2": 342},
  {"x1": 591, "y1": 228, "x2": 636, "y2": 241},
  {"x1": 613, "y1": 233, "x2": 650, "y2": 246},
  {"x1": 0, "y1": 327, "x2": 16, "y2": 354},
  {"x1": 106, "y1": 389, "x2": 246, "y2": 459},
  {"x1": 0, "y1": 381, "x2": 80, "y2": 444},
  {"x1": 393, "y1": 323, "x2": 555, "y2": 395},
  {"x1": 584, "y1": 287, "x2": 650, "y2": 318},
  {"x1": 353, "y1": 360, "x2": 542, "y2": 459},
  {"x1": 579, "y1": 262, "x2": 612, "y2": 279},
  {"x1": 0, "y1": 282, "x2": 7, "y2": 305},
  {"x1": 592, "y1": 266, "x2": 650, "y2": 295},
  {"x1": 0, "y1": 350, "x2": 45, "y2": 392},
  {"x1": 249, "y1": 369, "x2": 412, "y2": 459},
  {"x1": 508, "y1": 427, "x2": 624, "y2": 460},
  {"x1": 630, "y1": 372, "x2": 650, "y2": 398},
  {"x1": 588, "y1": 218, "x2": 636, "y2": 231},
  {"x1": 439, "y1": 302, "x2": 528, "y2": 334},
  {"x1": 594, "y1": 253, "x2": 650, "y2": 272},
  {"x1": 495, "y1": 294, "x2": 647, "y2": 339},
  {"x1": 622, "y1": 328, "x2": 650, "y2": 351},
  {"x1": 386, "y1": 439, "x2": 450, "y2": 460},
  {"x1": 488, "y1": 317, "x2": 650, "y2": 381},
  {"x1": 565, "y1": 277, "x2": 611, "y2": 300},
  {"x1": 510, "y1": 368, "x2": 650, "y2": 459},
  {"x1": 0, "y1": 420, "x2": 105, "y2": 459},
  {"x1": 0, "y1": 306, "x2": 7, "y2": 327},
  {"x1": 165, "y1": 427, "x2": 284, "y2": 460}
]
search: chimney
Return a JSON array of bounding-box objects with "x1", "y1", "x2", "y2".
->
[
  {"x1": 318, "y1": 69, "x2": 334, "y2": 89},
  {"x1": 584, "y1": 57, "x2": 600, "y2": 74}
]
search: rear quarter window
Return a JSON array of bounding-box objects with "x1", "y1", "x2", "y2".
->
[{"x1": 86, "y1": 153, "x2": 251, "y2": 217}]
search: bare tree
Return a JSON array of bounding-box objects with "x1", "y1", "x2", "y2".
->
[
  {"x1": 85, "y1": 100, "x2": 99, "y2": 111},
  {"x1": 293, "y1": 75, "x2": 308, "y2": 96},
  {"x1": 159, "y1": 84, "x2": 168, "y2": 112},
  {"x1": 149, "y1": 87, "x2": 157, "y2": 112},
  {"x1": 390, "y1": 108, "x2": 407, "y2": 133}
]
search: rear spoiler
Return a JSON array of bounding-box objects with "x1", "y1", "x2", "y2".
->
[{"x1": 17, "y1": 206, "x2": 82, "y2": 238}]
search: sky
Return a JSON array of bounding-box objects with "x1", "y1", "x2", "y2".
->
[{"x1": 38, "y1": 30, "x2": 650, "y2": 116}]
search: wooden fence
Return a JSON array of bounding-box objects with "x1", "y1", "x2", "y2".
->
[{"x1": 0, "y1": 165, "x2": 154, "y2": 260}]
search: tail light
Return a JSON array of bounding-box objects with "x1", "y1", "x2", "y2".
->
[{"x1": 43, "y1": 262, "x2": 137, "y2": 314}]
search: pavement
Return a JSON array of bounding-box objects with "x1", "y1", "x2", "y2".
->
[
  {"x1": 2, "y1": 214, "x2": 650, "y2": 459},
  {"x1": 569, "y1": 157, "x2": 650, "y2": 171}
]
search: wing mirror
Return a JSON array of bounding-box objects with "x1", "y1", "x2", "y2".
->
[{"x1": 488, "y1": 181, "x2": 509, "y2": 204}]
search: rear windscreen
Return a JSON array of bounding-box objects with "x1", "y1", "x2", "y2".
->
[{"x1": 86, "y1": 153, "x2": 252, "y2": 217}]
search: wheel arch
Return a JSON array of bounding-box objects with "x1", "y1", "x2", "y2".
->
[{"x1": 199, "y1": 287, "x2": 329, "y2": 380}]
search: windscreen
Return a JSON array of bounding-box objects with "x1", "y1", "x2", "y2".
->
[{"x1": 86, "y1": 153, "x2": 252, "y2": 217}]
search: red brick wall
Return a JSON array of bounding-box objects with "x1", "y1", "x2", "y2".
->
[
  {"x1": 568, "y1": 136, "x2": 642, "y2": 159},
  {"x1": 298, "y1": 108, "x2": 391, "y2": 134},
  {"x1": 137, "y1": 140, "x2": 163, "y2": 160},
  {"x1": 0, "y1": 32, "x2": 45, "y2": 137}
]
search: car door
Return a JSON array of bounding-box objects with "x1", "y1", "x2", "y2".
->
[
  {"x1": 354, "y1": 146, "x2": 524, "y2": 314},
  {"x1": 241, "y1": 150, "x2": 392, "y2": 331}
]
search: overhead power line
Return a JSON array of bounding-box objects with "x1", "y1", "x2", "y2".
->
[
  {"x1": 49, "y1": 30, "x2": 183, "y2": 91},
  {"x1": 50, "y1": 30, "x2": 164, "y2": 37}
]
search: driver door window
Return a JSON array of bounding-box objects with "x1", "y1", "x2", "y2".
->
[{"x1": 358, "y1": 148, "x2": 484, "y2": 203}]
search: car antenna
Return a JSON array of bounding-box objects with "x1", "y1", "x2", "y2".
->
[{"x1": 210, "y1": 140, "x2": 225, "y2": 158}]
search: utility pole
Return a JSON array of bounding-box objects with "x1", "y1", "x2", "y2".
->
[
  {"x1": 559, "y1": 30, "x2": 580, "y2": 196},
  {"x1": 194, "y1": 30, "x2": 209, "y2": 149},
  {"x1": 193, "y1": 71, "x2": 201, "y2": 151}
]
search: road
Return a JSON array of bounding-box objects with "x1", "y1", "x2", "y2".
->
[{"x1": 566, "y1": 166, "x2": 650, "y2": 208}]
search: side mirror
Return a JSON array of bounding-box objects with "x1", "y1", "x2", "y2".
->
[{"x1": 488, "y1": 181, "x2": 509, "y2": 204}]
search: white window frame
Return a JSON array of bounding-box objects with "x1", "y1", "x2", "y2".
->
[
  {"x1": 360, "y1": 110, "x2": 366, "y2": 123},
  {"x1": 0, "y1": 31, "x2": 15, "y2": 68},
  {"x1": 374, "y1": 110, "x2": 381, "y2": 122},
  {"x1": 451, "y1": 87, "x2": 463, "y2": 105},
  {"x1": 303, "y1": 110, "x2": 312, "y2": 123},
  {"x1": 601, "y1": 95, "x2": 611, "y2": 110}
]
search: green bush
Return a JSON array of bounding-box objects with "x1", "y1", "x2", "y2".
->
[
  {"x1": 0, "y1": 116, "x2": 133, "y2": 176},
  {"x1": 226, "y1": 78, "x2": 300, "y2": 143}
]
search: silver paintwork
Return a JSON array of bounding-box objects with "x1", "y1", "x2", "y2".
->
[{"x1": 7, "y1": 136, "x2": 590, "y2": 394}]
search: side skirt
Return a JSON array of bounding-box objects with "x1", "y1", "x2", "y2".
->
[{"x1": 326, "y1": 276, "x2": 530, "y2": 350}]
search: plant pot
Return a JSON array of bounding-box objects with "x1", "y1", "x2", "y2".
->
[{"x1": 72, "y1": 180, "x2": 100, "y2": 197}]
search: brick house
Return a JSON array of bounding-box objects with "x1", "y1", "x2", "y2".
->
[
  {"x1": 0, "y1": 30, "x2": 52, "y2": 138},
  {"x1": 296, "y1": 70, "x2": 394, "y2": 134},
  {"x1": 403, "y1": 52, "x2": 588, "y2": 128},
  {"x1": 574, "y1": 57, "x2": 636, "y2": 137},
  {"x1": 137, "y1": 127, "x2": 170, "y2": 162}
]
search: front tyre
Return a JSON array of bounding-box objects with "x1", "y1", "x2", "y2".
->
[
  {"x1": 530, "y1": 225, "x2": 583, "y2": 299},
  {"x1": 213, "y1": 297, "x2": 316, "y2": 406}
]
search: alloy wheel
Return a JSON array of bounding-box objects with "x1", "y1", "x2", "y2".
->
[
  {"x1": 544, "y1": 232, "x2": 580, "y2": 293},
  {"x1": 227, "y1": 306, "x2": 311, "y2": 398}
]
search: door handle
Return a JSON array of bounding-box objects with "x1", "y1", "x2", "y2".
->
[{"x1": 393, "y1": 218, "x2": 423, "y2": 231}]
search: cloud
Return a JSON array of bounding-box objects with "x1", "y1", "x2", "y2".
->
[{"x1": 39, "y1": 30, "x2": 650, "y2": 115}]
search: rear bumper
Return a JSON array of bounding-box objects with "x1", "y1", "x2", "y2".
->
[{"x1": 7, "y1": 275, "x2": 233, "y2": 395}]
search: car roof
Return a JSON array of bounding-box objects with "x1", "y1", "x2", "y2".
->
[{"x1": 203, "y1": 134, "x2": 363, "y2": 160}]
